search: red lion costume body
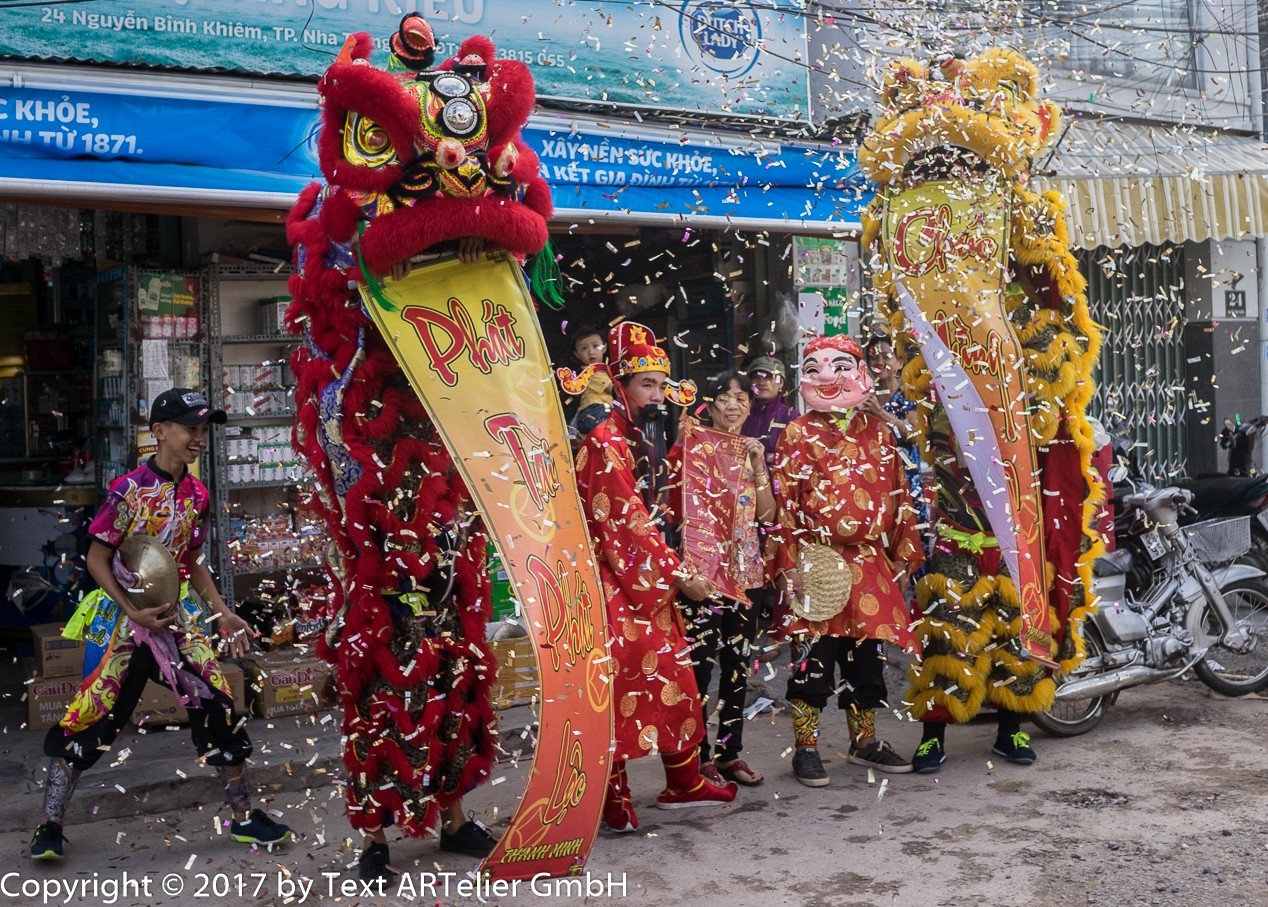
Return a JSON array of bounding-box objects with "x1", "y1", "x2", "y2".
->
[{"x1": 286, "y1": 18, "x2": 551, "y2": 837}]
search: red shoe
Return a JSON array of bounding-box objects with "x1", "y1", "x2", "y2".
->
[
  {"x1": 602, "y1": 761, "x2": 638, "y2": 833},
  {"x1": 602, "y1": 800, "x2": 639, "y2": 833},
  {"x1": 655, "y1": 777, "x2": 738, "y2": 810}
]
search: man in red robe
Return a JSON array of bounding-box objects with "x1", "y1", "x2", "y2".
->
[
  {"x1": 772, "y1": 335, "x2": 925, "y2": 787},
  {"x1": 569, "y1": 322, "x2": 738, "y2": 832}
]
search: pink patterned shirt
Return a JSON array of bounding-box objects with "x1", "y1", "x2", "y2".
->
[{"x1": 88, "y1": 457, "x2": 209, "y2": 580}]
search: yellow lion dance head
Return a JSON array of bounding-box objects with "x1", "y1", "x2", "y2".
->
[{"x1": 859, "y1": 49, "x2": 1062, "y2": 186}]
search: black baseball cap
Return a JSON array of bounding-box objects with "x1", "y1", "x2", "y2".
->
[{"x1": 149, "y1": 388, "x2": 227, "y2": 426}]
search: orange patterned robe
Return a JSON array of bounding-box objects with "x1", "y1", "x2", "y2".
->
[
  {"x1": 772, "y1": 411, "x2": 924, "y2": 646},
  {"x1": 575, "y1": 408, "x2": 703, "y2": 761}
]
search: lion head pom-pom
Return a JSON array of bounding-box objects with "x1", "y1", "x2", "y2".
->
[{"x1": 390, "y1": 13, "x2": 436, "y2": 71}]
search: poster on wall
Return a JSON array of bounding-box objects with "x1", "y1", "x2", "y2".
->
[
  {"x1": 793, "y1": 236, "x2": 861, "y2": 338},
  {"x1": 0, "y1": 0, "x2": 809, "y2": 121}
]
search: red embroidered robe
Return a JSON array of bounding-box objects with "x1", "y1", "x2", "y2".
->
[
  {"x1": 574, "y1": 409, "x2": 703, "y2": 761},
  {"x1": 772, "y1": 410, "x2": 924, "y2": 646}
]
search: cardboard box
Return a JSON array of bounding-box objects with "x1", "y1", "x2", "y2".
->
[
  {"x1": 30, "y1": 623, "x2": 85, "y2": 678},
  {"x1": 131, "y1": 662, "x2": 248, "y2": 728},
  {"x1": 26, "y1": 673, "x2": 80, "y2": 731},
  {"x1": 241, "y1": 651, "x2": 333, "y2": 719},
  {"x1": 489, "y1": 636, "x2": 540, "y2": 710},
  {"x1": 260, "y1": 296, "x2": 291, "y2": 336}
]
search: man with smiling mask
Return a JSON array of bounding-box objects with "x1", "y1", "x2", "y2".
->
[{"x1": 770, "y1": 337, "x2": 925, "y2": 788}]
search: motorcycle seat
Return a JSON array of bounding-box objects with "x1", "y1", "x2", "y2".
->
[
  {"x1": 1176, "y1": 475, "x2": 1268, "y2": 511},
  {"x1": 1092, "y1": 548, "x2": 1133, "y2": 577}
]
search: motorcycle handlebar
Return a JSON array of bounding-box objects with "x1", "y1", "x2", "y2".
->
[{"x1": 1121, "y1": 486, "x2": 1193, "y2": 514}]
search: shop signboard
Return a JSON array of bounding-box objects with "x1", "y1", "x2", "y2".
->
[
  {"x1": 0, "y1": 79, "x2": 872, "y2": 227},
  {"x1": 0, "y1": 0, "x2": 809, "y2": 121}
]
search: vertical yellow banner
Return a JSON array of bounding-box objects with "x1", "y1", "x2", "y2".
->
[
  {"x1": 361, "y1": 253, "x2": 612, "y2": 880},
  {"x1": 883, "y1": 179, "x2": 1054, "y2": 662}
]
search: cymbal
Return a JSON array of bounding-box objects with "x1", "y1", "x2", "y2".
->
[{"x1": 116, "y1": 535, "x2": 180, "y2": 610}]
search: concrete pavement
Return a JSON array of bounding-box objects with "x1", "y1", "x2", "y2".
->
[{"x1": 2, "y1": 650, "x2": 1267, "y2": 907}]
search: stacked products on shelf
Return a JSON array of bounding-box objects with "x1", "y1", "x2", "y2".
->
[
  {"x1": 223, "y1": 424, "x2": 304, "y2": 486},
  {"x1": 136, "y1": 273, "x2": 200, "y2": 339},
  {"x1": 220, "y1": 362, "x2": 295, "y2": 420},
  {"x1": 236, "y1": 578, "x2": 334, "y2": 718},
  {"x1": 259, "y1": 294, "x2": 290, "y2": 336},
  {"x1": 225, "y1": 510, "x2": 323, "y2": 570}
]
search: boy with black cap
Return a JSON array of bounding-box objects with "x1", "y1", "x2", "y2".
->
[{"x1": 30, "y1": 388, "x2": 292, "y2": 861}]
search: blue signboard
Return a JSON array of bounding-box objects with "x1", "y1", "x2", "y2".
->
[
  {"x1": 0, "y1": 79, "x2": 869, "y2": 229},
  {"x1": 0, "y1": 0, "x2": 810, "y2": 122}
]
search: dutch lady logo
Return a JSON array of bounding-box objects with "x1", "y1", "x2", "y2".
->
[{"x1": 679, "y1": 1, "x2": 762, "y2": 78}]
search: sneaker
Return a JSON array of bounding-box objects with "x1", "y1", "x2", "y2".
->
[
  {"x1": 848, "y1": 738, "x2": 913, "y2": 774},
  {"x1": 439, "y1": 819, "x2": 497, "y2": 857},
  {"x1": 29, "y1": 822, "x2": 63, "y2": 860},
  {"x1": 992, "y1": 731, "x2": 1037, "y2": 765},
  {"x1": 230, "y1": 809, "x2": 294, "y2": 847},
  {"x1": 655, "y1": 777, "x2": 738, "y2": 809},
  {"x1": 912, "y1": 738, "x2": 946, "y2": 774},
  {"x1": 792, "y1": 747, "x2": 830, "y2": 787},
  {"x1": 358, "y1": 841, "x2": 398, "y2": 883}
]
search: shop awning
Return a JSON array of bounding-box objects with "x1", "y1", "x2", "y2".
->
[
  {"x1": 1034, "y1": 119, "x2": 1268, "y2": 251},
  {"x1": 0, "y1": 65, "x2": 868, "y2": 235}
]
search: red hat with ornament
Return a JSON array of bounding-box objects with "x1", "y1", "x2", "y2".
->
[
  {"x1": 556, "y1": 321, "x2": 696, "y2": 406},
  {"x1": 607, "y1": 322, "x2": 671, "y2": 378}
]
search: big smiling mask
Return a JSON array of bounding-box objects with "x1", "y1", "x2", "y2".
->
[{"x1": 799, "y1": 335, "x2": 873, "y2": 413}]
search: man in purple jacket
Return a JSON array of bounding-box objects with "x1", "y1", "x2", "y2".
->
[
  {"x1": 740, "y1": 355, "x2": 799, "y2": 638},
  {"x1": 741, "y1": 356, "x2": 799, "y2": 469}
]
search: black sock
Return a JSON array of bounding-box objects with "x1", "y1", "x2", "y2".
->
[
  {"x1": 921, "y1": 722, "x2": 946, "y2": 744},
  {"x1": 997, "y1": 710, "x2": 1022, "y2": 740}
]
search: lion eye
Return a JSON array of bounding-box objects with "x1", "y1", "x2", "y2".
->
[
  {"x1": 992, "y1": 80, "x2": 1019, "y2": 106},
  {"x1": 344, "y1": 114, "x2": 398, "y2": 168}
]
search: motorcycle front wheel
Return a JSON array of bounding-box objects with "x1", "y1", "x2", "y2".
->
[
  {"x1": 1031, "y1": 625, "x2": 1111, "y2": 737},
  {"x1": 1188, "y1": 578, "x2": 1268, "y2": 696}
]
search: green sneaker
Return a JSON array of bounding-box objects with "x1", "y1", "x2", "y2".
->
[
  {"x1": 912, "y1": 737, "x2": 946, "y2": 774},
  {"x1": 992, "y1": 731, "x2": 1037, "y2": 765},
  {"x1": 230, "y1": 809, "x2": 294, "y2": 847},
  {"x1": 29, "y1": 822, "x2": 63, "y2": 860}
]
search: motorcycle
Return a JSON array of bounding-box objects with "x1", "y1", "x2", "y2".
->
[
  {"x1": 1219, "y1": 414, "x2": 1268, "y2": 477},
  {"x1": 1178, "y1": 416, "x2": 1268, "y2": 571},
  {"x1": 1033, "y1": 485, "x2": 1268, "y2": 737}
]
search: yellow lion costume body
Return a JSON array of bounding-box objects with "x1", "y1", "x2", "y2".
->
[{"x1": 859, "y1": 50, "x2": 1104, "y2": 731}]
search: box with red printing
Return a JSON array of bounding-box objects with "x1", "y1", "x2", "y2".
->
[{"x1": 241, "y1": 651, "x2": 333, "y2": 718}]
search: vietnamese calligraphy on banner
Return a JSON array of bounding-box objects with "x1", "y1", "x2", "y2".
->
[
  {"x1": 881, "y1": 179, "x2": 1054, "y2": 663},
  {"x1": 359, "y1": 253, "x2": 613, "y2": 882},
  {"x1": 1, "y1": 0, "x2": 809, "y2": 120}
]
